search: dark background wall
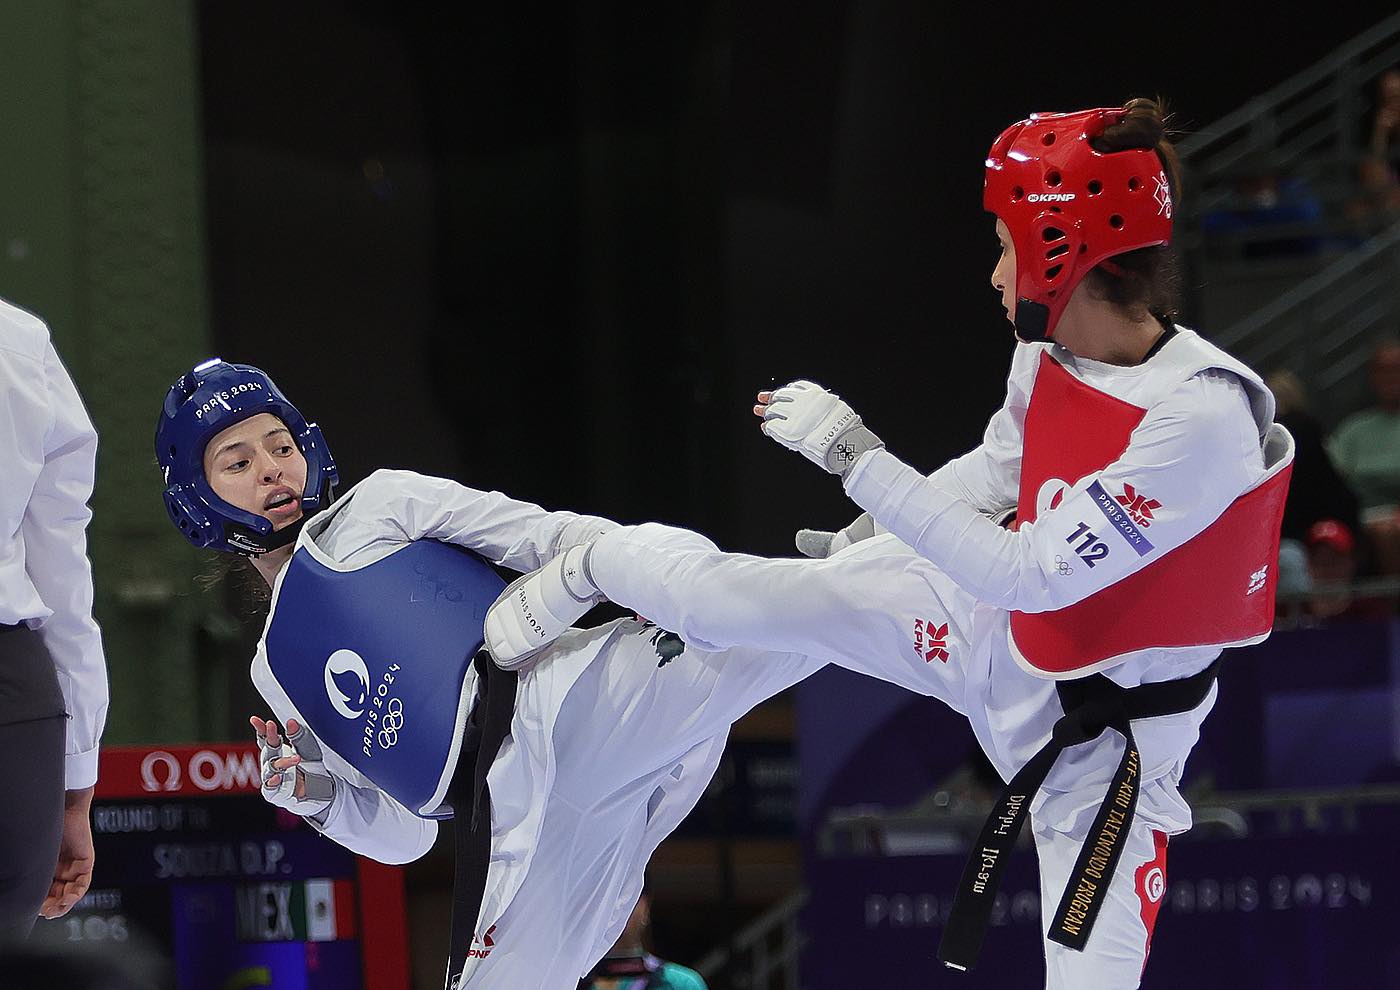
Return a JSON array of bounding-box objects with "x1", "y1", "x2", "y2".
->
[{"x1": 198, "y1": 3, "x2": 1384, "y2": 555}]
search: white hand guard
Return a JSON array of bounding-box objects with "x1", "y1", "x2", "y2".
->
[
  {"x1": 484, "y1": 543, "x2": 603, "y2": 671},
  {"x1": 258, "y1": 721, "x2": 336, "y2": 818},
  {"x1": 795, "y1": 511, "x2": 882, "y2": 559},
  {"x1": 760, "y1": 380, "x2": 883, "y2": 476}
]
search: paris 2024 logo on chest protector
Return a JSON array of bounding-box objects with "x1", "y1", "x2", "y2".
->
[{"x1": 324, "y1": 649, "x2": 370, "y2": 719}]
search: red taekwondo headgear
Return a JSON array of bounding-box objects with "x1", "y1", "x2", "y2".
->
[{"x1": 984, "y1": 107, "x2": 1174, "y2": 343}]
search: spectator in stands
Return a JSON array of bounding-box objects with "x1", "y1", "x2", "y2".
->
[
  {"x1": 1368, "y1": 69, "x2": 1400, "y2": 171},
  {"x1": 580, "y1": 884, "x2": 708, "y2": 990},
  {"x1": 1328, "y1": 339, "x2": 1400, "y2": 573},
  {"x1": 1268, "y1": 370, "x2": 1360, "y2": 538},
  {"x1": 1345, "y1": 159, "x2": 1400, "y2": 232},
  {"x1": 1346, "y1": 69, "x2": 1400, "y2": 232},
  {"x1": 1304, "y1": 519, "x2": 1360, "y2": 618},
  {"x1": 1266, "y1": 370, "x2": 1359, "y2": 600},
  {"x1": 1302, "y1": 519, "x2": 1392, "y2": 622},
  {"x1": 1200, "y1": 155, "x2": 1322, "y2": 256}
]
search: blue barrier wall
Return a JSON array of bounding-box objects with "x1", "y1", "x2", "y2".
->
[{"x1": 798, "y1": 619, "x2": 1400, "y2": 987}]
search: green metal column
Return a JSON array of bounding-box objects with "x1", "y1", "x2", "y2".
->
[{"x1": 0, "y1": 1, "x2": 213, "y2": 743}]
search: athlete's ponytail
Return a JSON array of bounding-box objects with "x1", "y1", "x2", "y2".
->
[{"x1": 1084, "y1": 97, "x2": 1183, "y2": 322}]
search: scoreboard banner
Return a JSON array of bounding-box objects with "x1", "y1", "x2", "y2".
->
[
  {"x1": 96, "y1": 743, "x2": 266, "y2": 799},
  {"x1": 34, "y1": 744, "x2": 411, "y2": 990}
]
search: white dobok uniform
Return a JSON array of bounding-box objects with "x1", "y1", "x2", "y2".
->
[
  {"x1": 248, "y1": 470, "x2": 824, "y2": 987},
  {"x1": 582, "y1": 328, "x2": 1288, "y2": 988}
]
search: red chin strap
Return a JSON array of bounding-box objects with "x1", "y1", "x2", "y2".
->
[{"x1": 984, "y1": 107, "x2": 1174, "y2": 342}]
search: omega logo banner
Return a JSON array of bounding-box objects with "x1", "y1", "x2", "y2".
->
[{"x1": 96, "y1": 744, "x2": 263, "y2": 799}]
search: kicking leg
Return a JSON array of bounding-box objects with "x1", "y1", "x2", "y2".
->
[{"x1": 1033, "y1": 816, "x2": 1169, "y2": 990}]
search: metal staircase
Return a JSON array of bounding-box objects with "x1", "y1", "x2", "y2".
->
[
  {"x1": 1179, "y1": 12, "x2": 1400, "y2": 410},
  {"x1": 1211, "y1": 219, "x2": 1400, "y2": 420},
  {"x1": 694, "y1": 889, "x2": 805, "y2": 990},
  {"x1": 1179, "y1": 11, "x2": 1400, "y2": 209}
]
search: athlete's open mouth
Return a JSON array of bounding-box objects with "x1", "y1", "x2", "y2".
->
[{"x1": 263, "y1": 488, "x2": 299, "y2": 511}]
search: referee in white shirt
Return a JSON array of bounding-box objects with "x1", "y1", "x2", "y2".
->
[{"x1": 0, "y1": 297, "x2": 107, "y2": 944}]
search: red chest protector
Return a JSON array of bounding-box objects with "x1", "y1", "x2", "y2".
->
[{"x1": 1009, "y1": 352, "x2": 1293, "y2": 678}]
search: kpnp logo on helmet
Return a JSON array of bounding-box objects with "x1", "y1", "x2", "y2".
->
[
  {"x1": 324, "y1": 649, "x2": 370, "y2": 719},
  {"x1": 1027, "y1": 193, "x2": 1076, "y2": 203}
]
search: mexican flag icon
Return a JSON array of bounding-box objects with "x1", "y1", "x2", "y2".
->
[{"x1": 303, "y1": 878, "x2": 357, "y2": 942}]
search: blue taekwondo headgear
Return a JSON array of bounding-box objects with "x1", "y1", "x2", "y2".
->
[{"x1": 155, "y1": 358, "x2": 339, "y2": 556}]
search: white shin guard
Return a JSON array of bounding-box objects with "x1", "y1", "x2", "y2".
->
[{"x1": 484, "y1": 544, "x2": 602, "y2": 671}]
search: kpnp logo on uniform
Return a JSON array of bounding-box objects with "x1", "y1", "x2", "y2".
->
[
  {"x1": 468, "y1": 924, "x2": 497, "y2": 959},
  {"x1": 1114, "y1": 483, "x2": 1161, "y2": 528},
  {"x1": 324, "y1": 649, "x2": 370, "y2": 719},
  {"x1": 1086, "y1": 480, "x2": 1155, "y2": 556},
  {"x1": 914, "y1": 618, "x2": 949, "y2": 663}
]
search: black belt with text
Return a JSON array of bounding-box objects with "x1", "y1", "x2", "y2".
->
[
  {"x1": 937, "y1": 657, "x2": 1220, "y2": 972},
  {"x1": 444, "y1": 651, "x2": 519, "y2": 989}
]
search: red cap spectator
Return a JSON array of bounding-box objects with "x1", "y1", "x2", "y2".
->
[{"x1": 1306, "y1": 519, "x2": 1356, "y2": 556}]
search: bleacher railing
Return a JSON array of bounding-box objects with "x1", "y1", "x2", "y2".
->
[
  {"x1": 1175, "y1": 12, "x2": 1400, "y2": 410},
  {"x1": 1209, "y1": 219, "x2": 1400, "y2": 397},
  {"x1": 1178, "y1": 10, "x2": 1400, "y2": 209},
  {"x1": 694, "y1": 888, "x2": 806, "y2": 990}
]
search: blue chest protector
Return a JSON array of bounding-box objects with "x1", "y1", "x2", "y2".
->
[{"x1": 263, "y1": 540, "x2": 505, "y2": 819}]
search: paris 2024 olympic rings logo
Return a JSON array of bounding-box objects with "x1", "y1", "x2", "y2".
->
[{"x1": 377, "y1": 697, "x2": 405, "y2": 749}]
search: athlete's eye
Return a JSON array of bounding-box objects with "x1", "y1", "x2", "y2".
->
[
  {"x1": 275, "y1": 444, "x2": 294, "y2": 456},
  {"x1": 227, "y1": 459, "x2": 249, "y2": 472}
]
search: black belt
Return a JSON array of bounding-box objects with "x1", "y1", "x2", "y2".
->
[
  {"x1": 938, "y1": 658, "x2": 1220, "y2": 972},
  {"x1": 444, "y1": 651, "x2": 519, "y2": 989}
]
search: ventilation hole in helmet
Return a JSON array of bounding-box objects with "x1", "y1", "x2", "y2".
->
[
  {"x1": 1048, "y1": 289, "x2": 1059, "y2": 297},
  {"x1": 1048, "y1": 206, "x2": 1062, "y2": 214},
  {"x1": 168, "y1": 445, "x2": 177, "y2": 458},
  {"x1": 1041, "y1": 132, "x2": 1056, "y2": 146},
  {"x1": 1045, "y1": 264, "x2": 1064, "y2": 280},
  {"x1": 1046, "y1": 243, "x2": 1070, "y2": 260},
  {"x1": 1011, "y1": 186, "x2": 1024, "y2": 201},
  {"x1": 1042, "y1": 227, "x2": 1065, "y2": 242},
  {"x1": 1109, "y1": 214, "x2": 1124, "y2": 229},
  {"x1": 1087, "y1": 179, "x2": 1102, "y2": 195},
  {"x1": 1046, "y1": 171, "x2": 1062, "y2": 187},
  {"x1": 1078, "y1": 244, "x2": 1088, "y2": 253},
  {"x1": 1128, "y1": 177, "x2": 1141, "y2": 191}
]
